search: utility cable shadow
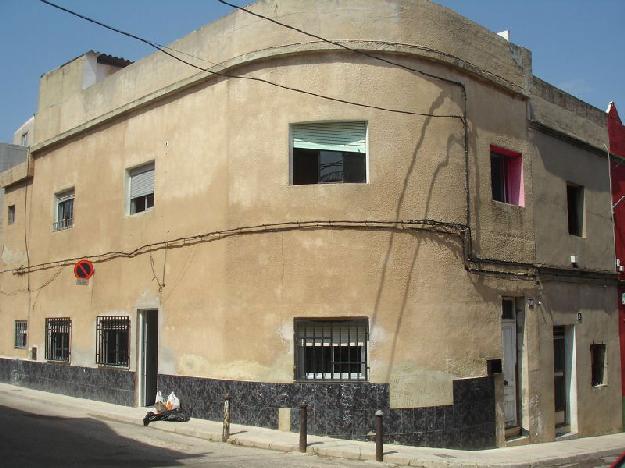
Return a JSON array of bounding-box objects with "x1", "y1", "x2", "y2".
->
[{"x1": 369, "y1": 88, "x2": 466, "y2": 383}]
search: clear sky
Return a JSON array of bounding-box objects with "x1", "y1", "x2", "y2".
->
[{"x1": 0, "y1": 0, "x2": 623, "y2": 142}]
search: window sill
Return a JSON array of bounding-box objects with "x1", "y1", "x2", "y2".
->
[
  {"x1": 45, "y1": 359, "x2": 70, "y2": 365},
  {"x1": 97, "y1": 364, "x2": 130, "y2": 369},
  {"x1": 592, "y1": 383, "x2": 608, "y2": 389},
  {"x1": 492, "y1": 199, "x2": 524, "y2": 209},
  {"x1": 52, "y1": 226, "x2": 73, "y2": 232},
  {"x1": 290, "y1": 182, "x2": 369, "y2": 186},
  {"x1": 294, "y1": 379, "x2": 369, "y2": 384},
  {"x1": 127, "y1": 208, "x2": 154, "y2": 218}
]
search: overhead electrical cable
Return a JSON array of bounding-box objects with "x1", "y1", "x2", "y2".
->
[{"x1": 38, "y1": 0, "x2": 463, "y2": 119}]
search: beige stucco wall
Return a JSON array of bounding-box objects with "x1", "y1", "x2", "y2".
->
[
  {"x1": 525, "y1": 280, "x2": 621, "y2": 441},
  {"x1": 532, "y1": 129, "x2": 614, "y2": 271},
  {"x1": 0, "y1": 0, "x2": 620, "y2": 445}
]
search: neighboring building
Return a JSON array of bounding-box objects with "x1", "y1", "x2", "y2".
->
[
  {"x1": 0, "y1": 0, "x2": 620, "y2": 450},
  {"x1": 608, "y1": 102, "x2": 625, "y2": 426}
]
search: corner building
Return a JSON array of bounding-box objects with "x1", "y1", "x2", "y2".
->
[{"x1": 0, "y1": 0, "x2": 620, "y2": 449}]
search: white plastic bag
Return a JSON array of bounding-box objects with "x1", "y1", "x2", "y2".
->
[
  {"x1": 166, "y1": 391, "x2": 180, "y2": 410},
  {"x1": 154, "y1": 390, "x2": 167, "y2": 413},
  {"x1": 155, "y1": 390, "x2": 165, "y2": 404}
]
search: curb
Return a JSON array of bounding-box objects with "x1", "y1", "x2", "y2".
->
[{"x1": 2, "y1": 384, "x2": 624, "y2": 468}]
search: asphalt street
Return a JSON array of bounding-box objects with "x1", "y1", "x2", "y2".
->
[{"x1": 0, "y1": 388, "x2": 384, "y2": 468}]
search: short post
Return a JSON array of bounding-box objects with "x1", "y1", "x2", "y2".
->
[
  {"x1": 375, "y1": 410, "x2": 384, "y2": 462},
  {"x1": 299, "y1": 403, "x2": 308, "y2": 453},
  {"x1": 222, "y1": 394, "x2": 231, "y2": 442}
]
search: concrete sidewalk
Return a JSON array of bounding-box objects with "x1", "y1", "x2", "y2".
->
[{"x1": 1, "y1": 383, "x2": 624, "y2": 467}]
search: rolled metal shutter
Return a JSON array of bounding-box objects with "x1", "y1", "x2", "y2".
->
[
  {"x1": 292, "y1": 122, "x2": 366, "y2": 153},
  {"x1": 130, "y1": 164, "x2": 154, "y2": 199}
]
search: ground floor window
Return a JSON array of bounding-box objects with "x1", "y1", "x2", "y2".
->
[
  {"x1": 45, "y1": 318, "x2": 71, "y2": 362},
  {"x1": 14, "y1": 320, "x2": 27, "y2": 349},
  {"x1": 96, "y1": 316, "x2": 130, "y2": 367},
  {"x1": 294, "y1": 318, "x2": 368, "y2": 381},
  {"x1": 590, "y1": 343, "x2": 606, "y2": 387}
]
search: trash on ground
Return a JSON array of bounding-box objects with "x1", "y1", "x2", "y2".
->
[
  {"x1": 143, "y1": 407, "x2": 190, "y2": 426},
  {"x1": 143, "y1": 390, "x2": 189, "y2": 426}
]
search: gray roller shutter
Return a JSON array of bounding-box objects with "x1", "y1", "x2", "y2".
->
[
  {"x1": 292, "y1": 122, "x2": 366, "y2": 153},
  {"x1": 129, "y1": 163, "x2": 154, "y2": 199}
]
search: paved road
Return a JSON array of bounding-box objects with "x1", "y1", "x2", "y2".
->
[{"x1": 0, "y1": 388, "x2": 384, "y2": 468}]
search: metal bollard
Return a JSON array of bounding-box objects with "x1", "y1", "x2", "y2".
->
[
  {"x1": 222, "y1": 394, "x2": 231, "y2": 442},
  {"x1": 375, "y1": 410, "x2": 384, "y2": 462},
  {"x1": 299, "y1": 403, "x2": 308, "y2": 453}
]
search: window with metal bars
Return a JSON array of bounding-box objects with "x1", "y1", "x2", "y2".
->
[
  {"x1": 294, "y1": 318, "x2": 368, "y2": 381},
  {"x1": 45, "y1": 318, "x2": 71, "y2": 362},
  {"x1": 96, "y1": 316, "x2": 130, "y2": 367},
  {"x1": 14, "y1": 320, "x2": 27, "y2": 349}
]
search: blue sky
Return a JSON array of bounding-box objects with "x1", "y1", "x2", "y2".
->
[{"x1": 0, "y1": 0, "x2": 623, "y2": 142}]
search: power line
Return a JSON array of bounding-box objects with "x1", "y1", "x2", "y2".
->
[
  {"x1": 38, "y1": 0, "x2": 462, "y2": 119},
  {"x1": 215, "y1": 0, "x2": 463, "y2": 90}
]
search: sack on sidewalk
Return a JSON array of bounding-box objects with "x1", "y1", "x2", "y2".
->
[{"x1": 143, "y1": 408, "x2": 190, "y2": 426}]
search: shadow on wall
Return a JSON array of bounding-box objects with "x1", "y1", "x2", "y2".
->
[
  {"x1": 369, "y1": 85, "x2": 467, "y2": 381},
  {"x1": 0, "y1": 405, "x2": 206, "y2": 467}
]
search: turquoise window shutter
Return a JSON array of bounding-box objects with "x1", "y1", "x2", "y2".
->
[{"x1": 292, "y1": 122, "x2": 366, "y2": 153}]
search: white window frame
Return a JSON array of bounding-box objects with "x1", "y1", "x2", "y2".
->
[
  {"x1": 289, "y1": 121, "x2": 369, "y2": 185},
  {"x1": 53, "y1": 188, "x2": 75, "y2": 231},
  {"x1": 127, "y1": 162, "x2": 155, "y2": 216}
]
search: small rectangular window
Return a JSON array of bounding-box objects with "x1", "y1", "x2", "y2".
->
[
  {"x1": 129, "y1": 163, "x2": 155, "y2": 214},
  {"x1": 590, "y1": 343, "x2": 606, "y2": 387},
  {"x1": 490, "y1": 145, "x2": 524, "y2": 206},
  {"x1": 96, "y1": 316, "x2": 130, "y2": 367},
  {"x1": 54, "y1": 189, "x2": 74, "y2": 231},
  {"x1": 45, "y1": 317, "x2": 71, "y2": 362},
  {"x1": 7, "y1": 205, "x2": 15, "y2": 225},
  {"x1": 292, "y1": 122, "x2": 367, "y2": 185},
  {"x1": 567, "y1": 184, "x2": 584, "y2": 237},
  {"x1": 15, "y1": 320, "x2": 27, "y2": 349},
  {"x1": 21, "y1": 132, "x2": 29, "y2": 147},
  {"x1": 294, "y1": 318, "x2": 368, "y2": 381}
]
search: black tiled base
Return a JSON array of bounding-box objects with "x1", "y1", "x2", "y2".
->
[
  {"x1": 0, "y1": 356, "x2": 495, "y2": 449},
  {"x1": 158, "y1": 374, "x2": 496, "y2": 449},
  {"x1": 0, "y1": 358, "x2": 135, "y2": 406}
]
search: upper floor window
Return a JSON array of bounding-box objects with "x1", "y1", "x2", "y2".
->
[
  {"x1": 291, "y1": 122, "x2": 367, "y2": 185},
  {"x1": 294, "y1": 318, "x2": 368, "y2": 381},
  {"x1": 7, "y1": 204, "x2": 15, "y2": 225},
  {"x1": 21, "y1": 131, "x2": 29, "y2": 146},
  {"x1": 490, "y1": 145, "x2": 524, "y2": 206},
  {"x1": 54, "y1": 189, "x2": 74, "y2": 231},
  {"x1": 128, "y1": 162, "x2": 154, "y2": 214},
  {"x1": 567, "y1": 183, "x2": 584, "y2": 237},
  {"x1": 590, "y1": 343, "x2": 606, "y2": 387}
]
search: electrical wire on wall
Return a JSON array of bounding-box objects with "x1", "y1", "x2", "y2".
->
[{"x1": 24, "y1": 0, "x2": 617, "y2": 286}]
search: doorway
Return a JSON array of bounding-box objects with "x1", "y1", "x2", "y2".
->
[
  {"x1": 553, "y1": 325, "x2": 577, "y2": 434},
  {"x1": 501, "y1": 298, "x2": 519, "y2": 429},
  {"x1": 138, "y1": 309, "x2": 158, "y2": 407}
]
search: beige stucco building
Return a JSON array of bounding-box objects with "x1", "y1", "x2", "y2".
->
[{"x1": 0, "y1": 0, "x2": 620, "y2": 449}]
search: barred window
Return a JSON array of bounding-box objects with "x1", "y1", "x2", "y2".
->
[
  {"x1": 15, "y1": 320, "x2": 27, "y2": 348},
  {"x1": 96, "y1": 316, "x2": 130, "y2": 367},
  {"x1": 45, "y1": 318, "x2": 71, "y2": 362},
  {"x1": 294, "y1": 318, "x2": 368, "y2": 381}
]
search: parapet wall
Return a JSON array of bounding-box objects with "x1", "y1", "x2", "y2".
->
[
  {"x1": 530, "y1": 77, "x2": 608, "y2": 150},
  {"x1": 32, "y1": 0, "x2": 532, "y2": 149}
]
